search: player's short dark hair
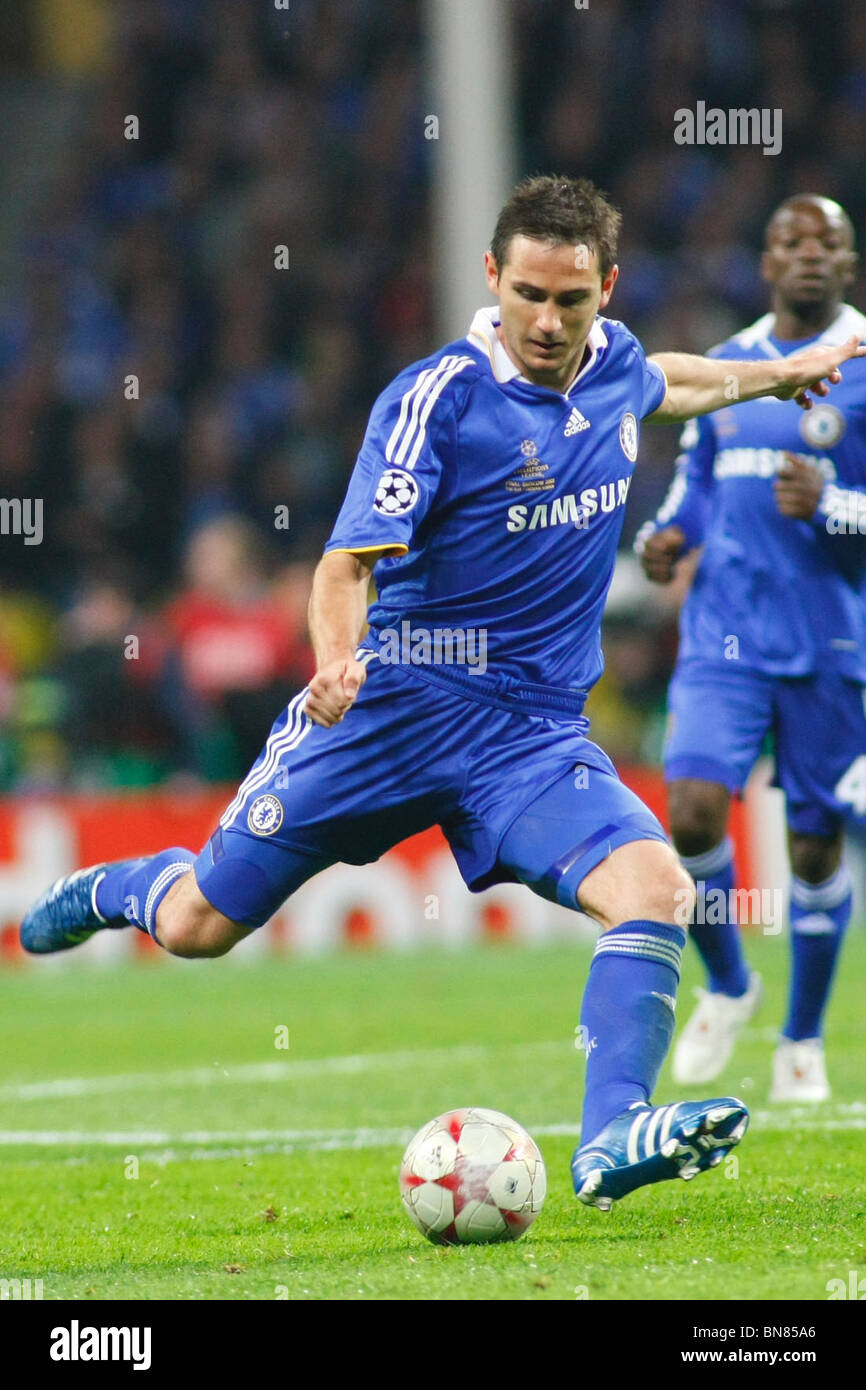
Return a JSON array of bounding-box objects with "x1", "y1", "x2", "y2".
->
[
  {"x1": 490, "y1": 175, "x2": 621, "y2": 278},
  {"x1": 764, "y1": 194, "x2": 856, "y2": 249}
]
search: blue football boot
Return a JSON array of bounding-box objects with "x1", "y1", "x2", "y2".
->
[
  {"x1": 20, "y1": 864, "x2": 132, "y2": 954},
  {"x1": 571, "y1": 1096, "x2": 749, "y2": 1210}
]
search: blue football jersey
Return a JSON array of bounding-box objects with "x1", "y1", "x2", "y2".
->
[
  {"x1": 325, "y1": 306, "x2": 666, "y2": 712},
  {"x1": 639, "y1": 304, "x2": 866, "y2": 679}
]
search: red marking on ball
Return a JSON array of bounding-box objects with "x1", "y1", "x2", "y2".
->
[{"x1": 436, "y1": 1172, "x2": 462, "y2": 1192}]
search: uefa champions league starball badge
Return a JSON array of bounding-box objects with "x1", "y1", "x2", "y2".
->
[{"x1": 374, "y1": 468, "x2": 420, "y2": 516}]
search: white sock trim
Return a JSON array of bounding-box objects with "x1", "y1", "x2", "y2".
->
[
  {"x1": 144, "y1": 861, "x2": 193, "y2": 932},
  {"x1": 680, "y1": 836, "x2": 734, "y2": 879},
  {"x1": 790, "y1": 864, "x2": 852, "y2": 911}
]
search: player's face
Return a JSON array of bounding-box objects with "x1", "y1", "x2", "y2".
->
[
  {"x1": 485, "y1": 236, "x2": 618, "y2": 390},
  {"x1": 761, "y1": 202, "x2": 857, "y2": 314}
]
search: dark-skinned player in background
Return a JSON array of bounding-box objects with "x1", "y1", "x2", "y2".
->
[{"x1": 637, "y1": 196, "x2": 866, "y2": 1102}]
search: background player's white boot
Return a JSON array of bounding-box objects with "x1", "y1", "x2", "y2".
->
[
  {"x1": 770, "y1": 1038, "x2": 830, "y2": 1102},
  {"x1": 672, "y1": 971, "x2": 763, "y2": 1084}
]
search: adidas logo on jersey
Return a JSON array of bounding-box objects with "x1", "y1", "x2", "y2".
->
[{"x1": 564, "y1": 407, "x2": 590, "y2": 437}]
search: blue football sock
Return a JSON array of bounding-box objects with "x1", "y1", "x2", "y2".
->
[
  {"x1": 90, "y1": 857, "x2": 149, "y2": 922},
  {"x1": 782, "y1": 865, "x2": 852, "y2": 1042},
  {"x1": 680, "y1": 837, "x2": 750, "y2": 997},
  {"x1": 579, "y1": 919, "x2": 686, "y2": 1143},
  {"x1": 95, "y1": 848, "x2": 196, "y2": 941}
]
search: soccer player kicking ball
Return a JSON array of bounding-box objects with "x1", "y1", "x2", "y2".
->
[
  {"x1": 637, "y1": 195, "x2": 866, "y2": 1104},
  {"x1": 22, "y1": 178, "x2": 865, "y2": 1210}
]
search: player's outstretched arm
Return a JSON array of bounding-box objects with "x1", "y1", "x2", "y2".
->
[
  {"x1": 646, "y1": 335, "x2": 866, "y2": 423},
  {"x1": 306, "y1": 549, "x2": 382, "y2": 727}
]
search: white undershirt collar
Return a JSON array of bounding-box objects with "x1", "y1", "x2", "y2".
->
[
  {"x1": 734, "y1": 303, "x2": 866, "y2": 358},
  {"x1": 466, "y1": 305, "x2": 608, "y2": 394}
]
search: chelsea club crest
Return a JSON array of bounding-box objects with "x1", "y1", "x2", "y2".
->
[
  {"x1": 619, "y1": 412, "x2": 638, "y2": 462},
  {"x1": 799, "y1": 404, "x2": 845, "y2": 449},
  {"x1": 248, "y1": 794, "x2": 284, "y2": 836}
]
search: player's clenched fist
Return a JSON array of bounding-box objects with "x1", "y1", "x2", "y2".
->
[
  {"x1": 305, "y1": 658, "x2": 369, "y2": 727},
  {"x1": 638, "y1": 525, "x2": 687, "y2": 584},
  {"x1": 774, "y1": 452, "x2": 824, "y2": 520}
]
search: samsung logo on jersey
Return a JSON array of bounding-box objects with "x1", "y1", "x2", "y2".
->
[
  {"x1": 506, "y1": 480, "x2": 631, "y2": 532},
  {"x1": 714, "y1": 448, "x2": 836, "y2": 482}
]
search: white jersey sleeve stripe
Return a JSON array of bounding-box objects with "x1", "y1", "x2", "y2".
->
[
  {"x1": 386, "y1": 354, "x2": 473, "y2": 469},
  {"x1": 385, "y1": 357, "x2": 456, "y2": 464},
  {"x1": 655, "y1": 467, "x2": 688, "y2": 526},
  {"x1": 390, "y1": 355, "x2": 457, "y2": 468},
  {"x1": 404, "y1": 356, "x2": 474, "y2": 471}
]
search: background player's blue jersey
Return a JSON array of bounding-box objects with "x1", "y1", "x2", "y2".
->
[
  {"x1": 325, "y1": 307, "x2": 666, "y2": 712},
  {"x1": 640, "y1": 304, "x2": 866, "y2": 679}
]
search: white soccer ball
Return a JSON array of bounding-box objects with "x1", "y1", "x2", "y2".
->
[{"x1": 399, "y1": 1107, "x2": 547, "y2": 1244}]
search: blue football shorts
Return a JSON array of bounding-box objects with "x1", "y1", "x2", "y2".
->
[
  {"x1": 193, "y1": 650, "x2": 668, "y2": 928},
  {"x1": 664, "y1": 657, "x2": 866, "y2": 836}
]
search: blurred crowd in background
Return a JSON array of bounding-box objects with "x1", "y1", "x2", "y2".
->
[{"x1": 0, "y1": 0, "x2": 863, "y2": 789}]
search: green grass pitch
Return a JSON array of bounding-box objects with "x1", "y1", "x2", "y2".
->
[{"x1": 0, "y1": 927, "x2": 864, "y2": 1301}]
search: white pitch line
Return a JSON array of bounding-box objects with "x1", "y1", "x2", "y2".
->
[
  {"x1": 2, "y1": 1107, "x2": 866, "y2": 1155},
  {"x1": 0, "y1": 1126, "x2": 414, "y2": 1148},
  {"x1": 0, "y1": 1040, "x2": 568, "y2": 1103}
]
